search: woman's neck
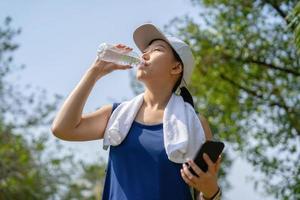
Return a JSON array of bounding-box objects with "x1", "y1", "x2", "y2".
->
[{"x1": 143, "y1": 88, "x2": 172, "y2": 110}]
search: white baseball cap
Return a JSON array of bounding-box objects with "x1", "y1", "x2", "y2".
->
[{"x1": 133, "y1": 23, "x2": 195, "y2": 92}]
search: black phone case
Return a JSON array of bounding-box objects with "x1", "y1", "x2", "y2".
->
[{"x1": 187, "y1": 140, "x2": 224, "y2": 175}]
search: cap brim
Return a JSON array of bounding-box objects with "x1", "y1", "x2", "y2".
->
[{"x1": 133, "y1": 23, "x2": 169, "y2": 52}]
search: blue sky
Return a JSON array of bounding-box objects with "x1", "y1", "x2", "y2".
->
[{"x1": 1, "y1": 1, "x2": 275, "y2": 199}]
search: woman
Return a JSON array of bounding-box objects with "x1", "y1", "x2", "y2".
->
[{"x1": 51, "y1": 23, "x2": 222, "y2": 200}]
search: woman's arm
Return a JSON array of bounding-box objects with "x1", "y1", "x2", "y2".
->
[
  {"x1": 199, "y1": 115, "x2": 213, "y2": 141},
  {"x1": 51, "y1": 66, "x2": 113, "y2": 141},
  {"x1": 180, "y1": 115, "x2": 222, "y2": 200},
  {"x1": 51, "y1": 45, "x2": 133, "y2": 141}
]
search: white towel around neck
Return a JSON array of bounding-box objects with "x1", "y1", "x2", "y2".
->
[{"x1": 102, "y1": 92, "x2": 206, "y2": 163}]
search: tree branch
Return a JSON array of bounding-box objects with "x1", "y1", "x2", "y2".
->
[
  {"x1": 242, "y1": 58, "x2": 300, "y2": 76},
  {"x1": 270, "y1": 97, "x2": 300, "y2": 136},
  {"x1": 222, "y1": 53, "x2": 300, "y2": 76},
  {"x1": 262, "y1": 0, "x2": 288, "y2": 22},
  {"x1": 219, "y1": 73, "x2": 264, "y2": 99},
  {"x1": 220, "y1": 73, "x2": 300, "y2": 135}
]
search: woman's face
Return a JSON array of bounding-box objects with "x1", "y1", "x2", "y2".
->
[{"x1": 136, "y1": 39, "x2": 182, "y2": 88}]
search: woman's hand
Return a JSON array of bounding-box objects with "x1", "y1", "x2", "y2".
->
[
  {"x1": 181, "y1": 153, "x2": 222, "y2": 199},
  {"x1": 90, "y1": 44, "x2": 133, "y2": 80}
]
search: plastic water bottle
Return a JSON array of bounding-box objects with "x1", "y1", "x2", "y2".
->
[{"x1": 97, "y1": 43, "x2": 142, "y2": 67}]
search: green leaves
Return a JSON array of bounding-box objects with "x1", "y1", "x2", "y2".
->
[
  {"x1": 61, "y1": 162, "x2": 107, "y2": 200},
  {"x1": 288, "y1": 2, "x2": 300, "y2": 52},
  {"x1": 0, "y1": 17, "x2": 108, "y2": 200}
]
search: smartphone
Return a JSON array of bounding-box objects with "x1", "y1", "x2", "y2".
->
[{"x1": 187, "y1": 140, "x2": 225, "y2": 175}]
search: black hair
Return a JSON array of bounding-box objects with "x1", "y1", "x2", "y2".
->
[
  {"x1": 148, "y1": 39, "x2": 195, "y2": 108},
  {"x1": 171, "y1": 48, "x2": 195, "y2": 108}
]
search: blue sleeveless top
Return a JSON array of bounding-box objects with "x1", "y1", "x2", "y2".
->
[{"x1": 102, "y1": 103, "x2": 193, "y2": 200}]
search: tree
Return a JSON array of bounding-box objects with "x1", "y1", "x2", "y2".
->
[
  {"x1": 288, "y1": 1, "x2": 300, "y2": 51},
  {"x1": 62, "y1": 161, "x2": 107, "y2": 200},
  {"x1": 0, "y1": 17, "x2": 81, "y2": 200},
  {"x1": 0, "y1": 16, "x2": 67, "y2": 199},
  {"x1": 0, "y1": 16, "x2": 108, "y2": 199},
  {"x1": 0, "y1": 122, "x2": 76, "y2": 200},
  {"x1": 131, "y1": 0, "x2": 300, "y2": 199}
]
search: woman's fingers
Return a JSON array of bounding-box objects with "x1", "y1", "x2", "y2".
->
[
  {"x1": 182, "y1": 163, "x2": 198, "y2": 184},
  {"x1": 203, "y1": 153, "x2": 215, "y2": 174},
  {"x1": 181, "y1": 155, "x2": 222, "y2": 194},
  {"x1": 115, "y1": 44, "x2": 125, "y2": 48},
  {"x1": 215, "y1": 155, "x2": 222, "y2": 172},
  {"x1": 180, "y1": 168, "x2": 196, "y2": 188},
  {"x1": 115, "y1": 44, "x2": 133, "y2": 52},
  {"x1": 182, "y1": 163, "x2": 195, "y2": 179},
  {"x1": 188, "y1": 160, "x2": 205, "y2": 177}
]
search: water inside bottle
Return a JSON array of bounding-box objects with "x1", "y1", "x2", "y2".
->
[
  {"x1": 119, "y1": 52, "x2": 141, "y2": 67},
  {"x1": 97, "y1": 43, "x2": 142, "y2": 67}
]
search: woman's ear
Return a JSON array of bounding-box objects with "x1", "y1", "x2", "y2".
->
[{"x1": 171, "y1": 62, "x2": 183, "y2": 75}]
